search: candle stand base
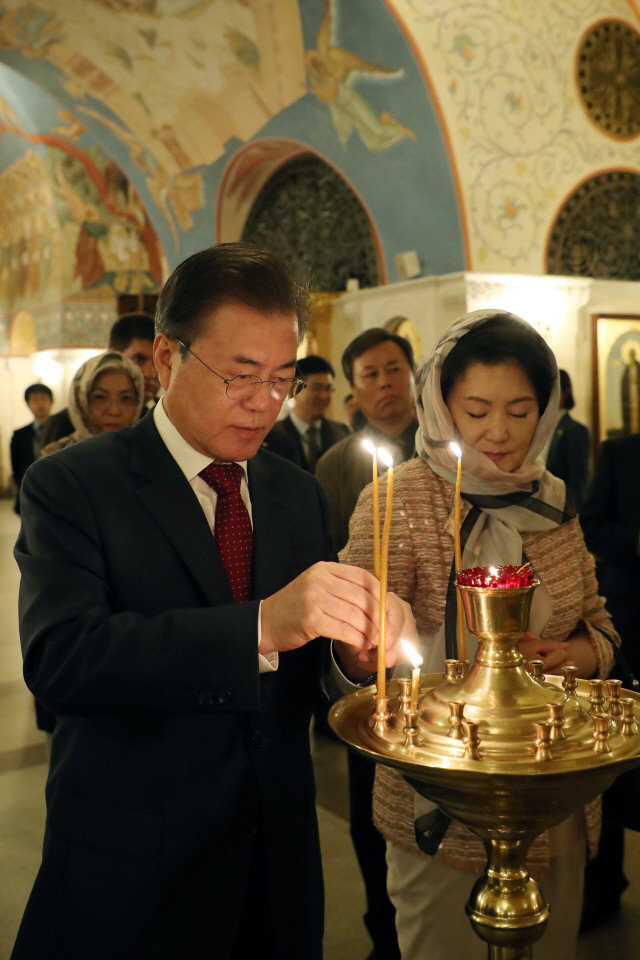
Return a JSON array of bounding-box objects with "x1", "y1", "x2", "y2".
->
[{"x1": 330, "y1": 581, "x2": 640, "y2": 958}]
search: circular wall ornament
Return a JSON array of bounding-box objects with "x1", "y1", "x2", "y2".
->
[
  {"x1": 241, "y1": 154, "x2": 380, "y2": 292},
  {"x1": 546, "y1": 170, "x2": 640, "y2": 280},
  {"x1": 576, "y1": 19, "x2": 640, "y2": 140}
]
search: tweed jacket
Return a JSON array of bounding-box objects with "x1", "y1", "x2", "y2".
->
[{"x1": 341, "y1": 458, "x2": 618, "y2": 876}]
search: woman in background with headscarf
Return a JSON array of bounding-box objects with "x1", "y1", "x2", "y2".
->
[
  {"x1": 36, "y1": 350, "x2": 143, "y2": 740},
  {"x1": 341, "y1": 311, "x2": 618, "y2": 960},
  {"x1": 41, "y1": 350, "x2": 143, "y2": 457}
]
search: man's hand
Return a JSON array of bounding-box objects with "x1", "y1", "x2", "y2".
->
[
  {"x1": 519, "y1": 630, "x2": 598, "y2": 678},
  {"x1": 334, "y1": 595, "x2": 415, "y2": 683},
  {"x1": 259, "y1": 563, "x2": 414, "y2": 672}
]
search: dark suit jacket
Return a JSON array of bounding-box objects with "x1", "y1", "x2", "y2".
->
[
  {"x1": 13, "y1": 414, "x2": 334, "y2": 960},
  {"x1": 546, "y1": 411, "x2": 590, "y2": 509},
  {"x1": 263, "y1": 414, "x2": 349, "y2": 472},
  {"x1": 581, "y1": 434, "x2": 640, "y2": 670},
  {"x1": 10, "y1": 422, "x2": 40, "y2": 513},
  {"x1": 39, "y1": 407, "x2": 74, "y2": 448}
]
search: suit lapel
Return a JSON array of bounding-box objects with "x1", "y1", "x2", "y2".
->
[
  {"x1": 248, "y1": 451, "x2": 292, "y2": 600},
  {"x1": 129, "y1": 416, "x2": 233, "y2": 607}
]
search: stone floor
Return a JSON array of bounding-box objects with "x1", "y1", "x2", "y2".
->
[{"x1": 1, "y1": 499, "x2": 639, "y2": 959}]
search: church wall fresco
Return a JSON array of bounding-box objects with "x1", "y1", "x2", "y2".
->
[
  {"x1": 0, "y1": 65, "x2": 164, "y2": 352},
  {"x1": 0, "y1": 0, "x2": 466, "y2": 283},
  {"x1": 386, "y1": 0, "x2": 640, "y2": 275}
]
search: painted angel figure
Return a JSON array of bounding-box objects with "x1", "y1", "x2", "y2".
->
[{"x1": 306, "y1": 0, "x2": 416, "y2": 151}]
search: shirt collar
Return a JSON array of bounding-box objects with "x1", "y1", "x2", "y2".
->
[
  {"x1": 289, "y1": 409, "x2": 320, "y2": 436},
  {"x1": 153, "y1": 398, "x2": 247, "y2": 484}
]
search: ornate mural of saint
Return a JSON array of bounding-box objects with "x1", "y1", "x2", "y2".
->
[
  {"x1": 621, "y1": 343, "x2": 640, "y2": 435},
  {"x1": 306, "y1": 0, "x2": 416, "y2": 151}
]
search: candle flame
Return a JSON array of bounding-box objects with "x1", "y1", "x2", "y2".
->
[
  {"x1": 450, "y1": 442, "x2": 462, "y2": 460},
  {"x1": 489, "y1": 566, "x2": 499, "y2": 577},
  {"x1": 401, "y1": 639, "x2": 423, "y2": 669},
  {"x1": 377, "y1": 447, "x2": 394, "y2": 468},
  {"x1": 362, "y1": 438, "x2": 377, "y2": 457}
]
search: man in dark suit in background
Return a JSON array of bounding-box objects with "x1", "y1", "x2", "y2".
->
[
  {"x1": 40, "y1": 313, "x2": 160, "y2": 447},
  {"x1": 10, "y1": 383, "x2": 53, "y2": 514},
  {"x1": 580, "y1": 433, "x2": 640, "y2": 929},
  {"x1": 546, "y1": 370, "x2": 590, "y2": 509},
  {"x1": 13, "y1": 244, "x2": 411, "y2": 960},
  {"x1": 264, "y1": 355, "x2": 349, "y2": 472}
]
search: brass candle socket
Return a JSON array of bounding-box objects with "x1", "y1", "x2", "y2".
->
[
  {"x1": 592, "y1": 714, "x2": 611, "y2": 754},
  {"x1": 547, "y1": 702, "x2": 565, "y2": 741},
  {"x1": 404, "y1": 711, "x2": 420, "y2": 748},
  {"x1": 621, "y1": 699, "x2": 638, "y2": 736},
  {"x1": 588, "y1": 679, "x2": 605, "y2": 716},
  {"x1": 528, "y1": 660, "x2": 544, "y2": 682},
  {"x1": 373, "y1": 694, "x2": 390, "y2": 734},
  {"x1": 448, "y1": 700, "x2": 466, "y2": 740},
  {"x1": 444, "y1": 659, "x2": 462, "y2": 682},
  {"x1": 606, "y1": 679, "x2": 623, "y2": 717},
  {"x1": 534, "y1": 722, "x2": 553, "y2": 761},
  {"x1": 396, "y1": 677, "x2": 412, "y2": 717},
  {"x1": 462, "y1": 721, "x2": 482, "y2": 760},
  {"x1": 561, "y1": 665, "x2": 579, "y2": 700}
]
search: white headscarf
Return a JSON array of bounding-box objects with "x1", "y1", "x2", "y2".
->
[
  {"x1": 414, "y1": 309, "x2": 574, "y2": 669},
  {"x1": 68, "y1": 351, "x2": 144, "y2": 440}
]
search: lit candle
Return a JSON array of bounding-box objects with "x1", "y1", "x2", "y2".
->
[
  {"x1": 377, "y1": 447, "x2": 394, "y2": 701},
  {"x1": 362, "y1": 439, "x2": 380, "y2": 578},
  {"x1": 449, "y1": 442, "x2": 466, "y2": 665},
  {"x1": 402, "y1": 639, "x2": 424, "y2": 713}
]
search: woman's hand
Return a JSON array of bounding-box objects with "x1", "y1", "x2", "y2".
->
[
  {"x1": 519, "y1": 630, "x2": 598, "y2": 678},
  {"x1": 519, "y1": 633, "x2": 569, "y2": 674}
]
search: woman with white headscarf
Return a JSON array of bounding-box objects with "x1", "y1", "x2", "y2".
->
[
  {"x1": 341, "y1": 311, "x2": 618, "y2": 960},
  {"x1": 41, "y1": 351, "x2": 144, "y2": 457}
]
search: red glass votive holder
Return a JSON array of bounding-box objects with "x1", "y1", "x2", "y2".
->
[{"x1": 456, "y1": 565, "x2": 535, "y2": 589}]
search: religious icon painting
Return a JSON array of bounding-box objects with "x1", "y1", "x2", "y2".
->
[{"x1": 591, "y1": 313, "x2": 640, "y2": 450}]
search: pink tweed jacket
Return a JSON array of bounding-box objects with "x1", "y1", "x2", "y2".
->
[{"x1": 341, "y1": 458, "x2": 619, "y2": 876}]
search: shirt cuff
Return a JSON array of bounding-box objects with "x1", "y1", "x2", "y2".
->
[
  {"x1": 258, "y1": 599, "x2": 278, "y2": 673},
  {"x1": 327, "y1": 640, "x2": 362, "y2": 697}
]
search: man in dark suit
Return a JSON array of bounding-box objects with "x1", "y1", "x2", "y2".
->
[
  {"x1": 40, "y1": 313, "x2": 160, "y2": 448},
  {"x1": 263, "y1": 355, "x2": 349, "y2": 473},
  {"x1": 13, "y1": 244, "x2": 411, "y2": 960},
  {"x1": 546, "y1": 370, "x2": 590, "y2": 509},
  {"x1": 10, "y1": 383, "x2": 53, "y2": 514},
  {"x1": 579, "y1": 434, "x2": 640, "y2": 928}
]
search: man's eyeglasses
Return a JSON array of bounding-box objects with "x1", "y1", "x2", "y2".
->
[{"x1": 177, "y1": 341, "x2": 307, "y2": 402}]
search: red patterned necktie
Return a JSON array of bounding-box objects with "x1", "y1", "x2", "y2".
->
[{"x1": 199, "y1": 462, "x2": 253, "y2": 603}]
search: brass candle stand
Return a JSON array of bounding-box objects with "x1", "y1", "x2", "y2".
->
[{"x1": 329, "y1": 580, "x2": 640, "y2": 959}]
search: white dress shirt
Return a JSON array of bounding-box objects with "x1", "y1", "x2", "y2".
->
[{"x1": 154, "y1": 399, "x2": 277, "y2": 673}]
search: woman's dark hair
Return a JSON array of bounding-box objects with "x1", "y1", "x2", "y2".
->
[
  {"x1": 155, "y1": 242, "x2": 309, "y2": 355},
  {"x1": 440, "y1": 315, "x2": 556, "y2": 414}
]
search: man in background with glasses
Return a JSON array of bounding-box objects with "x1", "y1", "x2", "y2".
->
[
  {"x1": 13, "y1": 243, "x2": 413, "y2": 960},
  {"x1": 264, "y1": 354, "x2": 349, "y2": 473}
]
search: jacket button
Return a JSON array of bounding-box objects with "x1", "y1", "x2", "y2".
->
[
  {"x1": 252, "y1": 731, "x2": 267, "y2": 748},
  {"x1": 205, "y1": 692, "x2": 216, "y2": 707},
  {"x1": 196, "y1": 693, "x2": 207, "y2": 706},
  {"x1": 217, "y1": 691, "x2": 232, "y2": 706}
]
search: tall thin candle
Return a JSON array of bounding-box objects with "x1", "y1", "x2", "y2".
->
[
  {"x1": 450, "y1": 442, "x2": 466, "y2": 664},
  {"x1": 377, "y1": 447, "x2": 394, "y2": 701},
  {"x1": 362, "y1": 439, "x2": 380, "y2": 578}
]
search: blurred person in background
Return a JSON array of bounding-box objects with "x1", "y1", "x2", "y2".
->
[
  {"x1": 40, "y1": 312, "x2": 157, "y2": 447},
  {"x1": 263, "y1": 354, "x2": 349, "y2": 473},
  {"x1": 40, "y1": 351, "x2": 143, "y2": 456},
  {"x1": 546, "y1": 369, "x2": 590, "y2": 509},
  {"x1": 316, "y1": 329, "x2": 417, "y2": 554},
  {"x1": 34, "y1": 351, "x2": 143, "y2": 738},
  {"x1": 10, "y1": 383, "x2": 53, "y2": 514},
  {"x1": 580, "y1": 430, "x2": 640, "y2": 929}
]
